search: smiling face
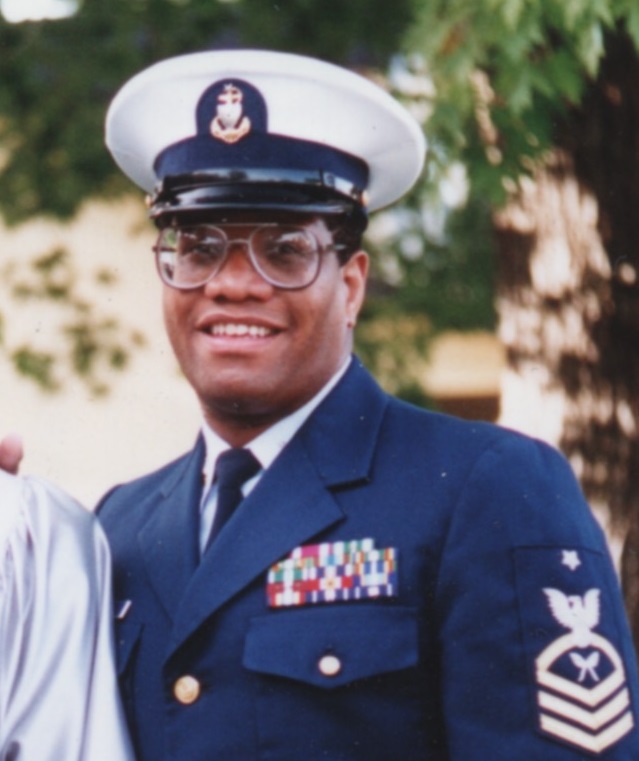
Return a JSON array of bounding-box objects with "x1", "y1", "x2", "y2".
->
[{"x1": 161, "y1": 212, "x2": 368, "y2": 445}]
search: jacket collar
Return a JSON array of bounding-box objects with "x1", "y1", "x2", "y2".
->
[
  {"x1": 140, "y1": 359, "x2": 389, "y2": 653},
  {"x1": 137, "y1": 436, "x2": 205, "y2": 618}
]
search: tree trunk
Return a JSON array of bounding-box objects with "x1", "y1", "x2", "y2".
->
[
  {"x1": 495, "y1": 151, "x2": 623, "y2": 532},
  {"x1": 493, "y1": 31, "x2": 639, "y2": 651}
]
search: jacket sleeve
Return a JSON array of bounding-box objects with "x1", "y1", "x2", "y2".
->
[{"x1": 435, "y1": 432, "x2": 639, "y2": 760}]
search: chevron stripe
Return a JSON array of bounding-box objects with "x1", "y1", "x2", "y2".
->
[
  {"x1": 540, "y1": 710, "x2": 634, "y2": 753},
  {"x1": 538, "y1": 688, "x2": 630, "y2": 731}
]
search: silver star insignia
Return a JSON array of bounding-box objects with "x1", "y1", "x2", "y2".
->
[{"x1": 561, "y1": 550, "x2": 581, "y2": 571}]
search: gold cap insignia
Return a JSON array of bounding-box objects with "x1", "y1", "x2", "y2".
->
[{"x1": 211, "y1": 84, "x2": 251, "y2": 144}]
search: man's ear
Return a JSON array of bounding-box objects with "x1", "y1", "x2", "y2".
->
[{"x1": 342, "y1": 250, "x2": 369, "y2": 328}]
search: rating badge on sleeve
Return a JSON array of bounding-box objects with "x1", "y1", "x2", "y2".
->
[
  {"x1": 516, "y1": 547, "x2": 636, "y2": 755},
  {"x1": 535, "y1": 584, "x2": 634, "y2": 754},
  {"x1": 267, "y1": 538, "x2": 398, "y2": 608}
]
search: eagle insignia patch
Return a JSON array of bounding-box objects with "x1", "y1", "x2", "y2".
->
[{"x1": 515, "y1": 547, "x2": 636, "y2": 755}]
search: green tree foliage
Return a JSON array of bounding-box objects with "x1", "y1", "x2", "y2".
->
[
  {"x1": 406, "y1": 0, "x2": 639, "y2": 204},
  {"x1": 0, "y1": 244, "x2": 145, "y2": 392}
]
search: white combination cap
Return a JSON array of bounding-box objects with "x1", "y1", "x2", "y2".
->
[{"x1": 105, "y1": 49, "x2": 427, "y2": 222}]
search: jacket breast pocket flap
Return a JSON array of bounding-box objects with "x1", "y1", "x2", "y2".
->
[{"x1": 243, "y1": 605, "x2": 418, "y2": 689}]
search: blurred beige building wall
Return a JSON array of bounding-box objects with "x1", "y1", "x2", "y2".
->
[{"x1": 0, "y1": 198, "x2": 200, "y2": 507}]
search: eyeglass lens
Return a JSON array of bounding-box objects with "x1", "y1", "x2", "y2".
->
[{"x1": 155, "y1": 225, "x2": 324, "y2": 290}]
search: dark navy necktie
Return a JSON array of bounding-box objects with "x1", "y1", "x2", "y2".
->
[{"x1": 205, "y1": 448, "x2": 261, "y2": 551}]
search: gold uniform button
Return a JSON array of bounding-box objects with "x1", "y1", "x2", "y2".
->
[
  {"x1": 318, "y1": 654, "x2": 342, "y2": 677},
  {"x1": 173, "y1": 675, "x2": 201, "y2": 705}
]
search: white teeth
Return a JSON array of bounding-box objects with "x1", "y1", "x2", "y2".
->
[{"x1": 210, "y1": 323, "x2": 272, "y2": 337}]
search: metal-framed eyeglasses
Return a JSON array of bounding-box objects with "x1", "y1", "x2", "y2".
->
[{"x1": 153, "y1": 223, "x2": 343, "y2": 291}]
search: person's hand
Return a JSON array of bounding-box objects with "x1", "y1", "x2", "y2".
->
[{"x1": 0, "y1": 434, "x2": 24, "y2": 475}]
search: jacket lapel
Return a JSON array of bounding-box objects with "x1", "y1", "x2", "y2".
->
[
  {"x1": 138, "y1": 437, "x2": 205, "y2": 619},
  {"x1": 168, "y1": 360, "x2": 389, "y2": 654}
]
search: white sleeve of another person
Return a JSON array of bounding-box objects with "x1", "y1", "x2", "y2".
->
[{"x1": 0, "y1": 471, "x2": 134, "y2": 761}]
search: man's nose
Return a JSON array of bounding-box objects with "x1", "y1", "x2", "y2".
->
[{"x1": 203, "y1": 243, "x2": 272, "y2": 299}]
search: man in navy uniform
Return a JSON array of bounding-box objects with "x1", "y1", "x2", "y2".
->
[{"x1": 99, "y1": 49, "x2": 639, "y2": 759}]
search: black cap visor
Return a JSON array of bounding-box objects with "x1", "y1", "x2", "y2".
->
[{"x1": 150, "y1": 169, "x2": 368, "y2": 230}]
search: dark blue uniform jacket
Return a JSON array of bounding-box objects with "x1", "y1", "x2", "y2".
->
[{"x1": 98, "y1": 359, "x2": 639, "y2": 760}]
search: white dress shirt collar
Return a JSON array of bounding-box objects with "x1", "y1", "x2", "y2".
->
[{"x1": 200, "y1": 356, "x2": 351, "y2": 495}]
